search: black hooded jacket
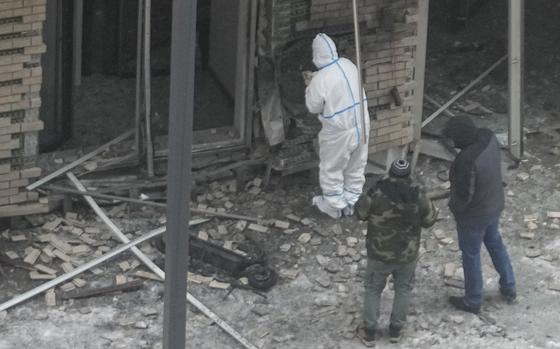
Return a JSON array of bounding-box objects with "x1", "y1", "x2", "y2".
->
[{"x1": 444, "y1": 117, "x2": 504, "y2": 224}]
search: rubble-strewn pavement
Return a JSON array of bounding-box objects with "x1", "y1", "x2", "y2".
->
[{"x1": 1, "y1": 130, "x2": 560, "y2": 349}]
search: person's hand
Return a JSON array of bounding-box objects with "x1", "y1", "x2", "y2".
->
[{"x1": 302, "y1": 71, "x2": 315, "y2": 86}]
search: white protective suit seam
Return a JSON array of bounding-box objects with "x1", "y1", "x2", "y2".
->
[{"x1": 317, "y1": 34, "x2": 362, "y2": 144}]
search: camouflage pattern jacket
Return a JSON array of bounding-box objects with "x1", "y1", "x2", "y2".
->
[{"x1": 355, "y1": 176, "x2": 438, "y2": 264}]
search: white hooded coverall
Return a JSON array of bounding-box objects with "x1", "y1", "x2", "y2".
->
[{"x1": 305, "y1": 33, "x2": 370, "y2": 214}]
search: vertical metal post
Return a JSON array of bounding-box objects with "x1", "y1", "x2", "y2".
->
[
  {"x1": 144, "y1": 0, "x2": 155, "y2": 177},
  {"x1": 135, "y1": 0, "x2": 144, "y2": 158},
  {"x1": 351, "y1": 0, "x2": 367, "y2": 144},
  {"x1": 508, "y1": 0, "x2": 524, "y2": 158},
  {"x1": 163, "y1": 0, "x2": 196, "y2": 347},
  {"x1": 411, "y1": 0, "x2": 430, "y2": 172},
  {"x1": 72, "y1": 0, "x2": 83, "y2": 89}
]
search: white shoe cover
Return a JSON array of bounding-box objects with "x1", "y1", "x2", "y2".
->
[{"x1": 312, "y1": 195, "x2": 342, "y2": 219}]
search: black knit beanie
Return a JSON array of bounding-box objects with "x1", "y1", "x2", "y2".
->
[
  {"x1": 443, "y1": 116, "x2": 478, "y2": 149},
  {"x1": 389, "y1": 159, "x2": 411, "y2": 177}
]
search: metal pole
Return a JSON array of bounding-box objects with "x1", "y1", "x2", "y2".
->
[
  {"x1": 44, "y1": 184, "x2": 264, "y2": 222},
  {"x1": 421, "y1": 54, "x2": 507, "y2": 128},
  {"x1": 26, "y1": 129, "x2": 135, "y2": 191},
  {"x1": 66, "y1": 175, "x2": 257, "y2": 348},
  {"x1": 412, "y1": 0, "x2": 430, "y2": 142},
  {"x1": 0, "y1": 227, "x2": 165, "y2": 312},
  {"x1": 144, "y1": 0, "x2": 155, "y2": 177},
  {"x1": 508, "y1": 0, "x2": 524, "y2": 158},
  {"x1": 163, "y1": 0, "x2": 195, "y2": 346},
  {"x1": 72, "y1": 0, "x2": 83, "y2": 88},
  {"x1": 135, "y1": 0, "x2": 144, "y2": 158},
  {"x1": 351, "y1": 0, "x2": 368, "y2": 144},
  {"x1": 67, "y1": 172, "x2": 164, "y2": 279}
]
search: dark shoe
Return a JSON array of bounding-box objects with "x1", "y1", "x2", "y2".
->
[
  {"x1": 448, "y1": 296, "x2": 480, "y2": 314},
  {"x1": 500, "y1": 288, "x2": 517, "y2": 304},
  {"x1": 389, "y1": 324, "x2": 402, "y2": 343},
  {"x1": 356, "y1": 325, "x2": 376, "y2": 347}
]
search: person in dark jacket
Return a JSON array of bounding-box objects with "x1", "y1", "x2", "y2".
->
[
  {"x1": 443, "y1": 116, "x2": 516, "y2": 314},
  {"x1": 354, "y1": 159, "x2": 438, "y2": 346}
]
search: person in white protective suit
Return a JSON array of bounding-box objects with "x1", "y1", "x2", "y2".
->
[{"x1": 305, "y1": 33, "x2": 370, "y2": 219}]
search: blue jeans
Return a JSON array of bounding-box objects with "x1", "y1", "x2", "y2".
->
[{"x1": 457, "y1": 216, "x2": 516, "y2": 309}]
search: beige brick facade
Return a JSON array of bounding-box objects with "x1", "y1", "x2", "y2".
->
[
  {"x1": 0, "y1": 0, "x2": 47, "y2": 217},
  {"x1": 260, "y1": 0, "x2": 420, "y2": 154}
]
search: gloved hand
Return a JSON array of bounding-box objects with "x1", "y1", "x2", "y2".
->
[{"x1": 302, "y1": 70, "x2": 315, "y2": 86}]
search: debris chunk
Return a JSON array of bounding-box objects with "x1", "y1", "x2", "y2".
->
[
  {"x1": 444, "y1": 263, "x2": 456, "y2": 278},
  {"x1": 527, "y1": 222, "x2": 539, "y2": 231},
  {"x1": 520, "y1": 231, "x2": 536, "y2": 240},
  {"x1": 548, "y1": 212, "x2": 560, "y2": 219},
  {"x1": 45, "y1": 289, "x2": 56, "y2": 306},
  {"x1": 35, "y1": 264, "x2": 57, "y2": 275},
  {"x1": 5, "y1": 251, "x2": 18, "y2": 259},
  {"x1": 72, "y1": 245, "x2": 91, "y2": 255},
  {"x1": 198, "y1": 231, "x2": 209, "y2": 241},
  {"x1": 548, "y1": 281, "x2": 560, "y2": 292},
  {"x1": 119, "y1": 261, "x2": 131, "y2": 271},
  {"x1": 223, "y1": 241, "x2": 233, "y2": 250},
  {"x1": 235, "y1": 220, "x2": 247, "y2": 231},
  {"x1": 115, "y1": 275, "x2": 128, "y2": 285},
  {"x1": 217, "y1": 225, "x2": 228, "y2": 235},
  {"x1": 248, "y1": 223, "x2": 269, "y2": 233},
  {"x1": 61, "y1": 262, "x2": 75, "y2": 273},
  {"x1": 135, "y1": 271, "x2": 162, "y2": 281},
  {"x1": 316, "y1": 255, "x2": 329, "y2": 267},
  {"x1": 279, "y1": 269, "x2": 299, "y2": 280},
  {"x1": 298, "y1": 233, "x2": 312, "y2": 243},
  {"x1": 10, "y1": 234, "x2": 26, "y2": 242},
  {"x1": 279, "y1": 243, "x2": 292, "y2": 252},
  {"x1": 60, "y1": 283, "x2": 76, "y2": 292},
  {"x1": 209, "y1": 280, "x2": 230, "y2": 290},
  {"x1": 187, "y1": 273, "x2": 213, "y2": 284},
  {"x1": 72, "y1": 278, "x2": 87, "y2": 288},
  {"x1": 50, "y1": 238, "x2": 73, "y2": 254},
  {"x1": 42, "y1": 218, "x2": 62, "y2": 232},
  {"x1": 286, "y1": 214, "x2": 301, "y2": 222},
  {"x1": 525, "y1": 246, "x2": 543, "y2": 258},
  {"x1": 433, "y1": 229, "x2": 446, "y2": 240},
  {"x1": 346, "y1": 237, "x2": 358, "y2": 247},
  {"x1": 524, "y1": 213, "x2": 539, "y2": 222},
  {"x1": 133, "y1": 321, "x2": 149, "y2": 329},
  {"x1": 516, "y1": 172, "x2": 530, "y2": 181},
  {"x1": 30, "y1": 271, "x2": 56, "y2": 280},
  {"x1": 274, "y1": 220, "x2": 290, "y2": 229}
]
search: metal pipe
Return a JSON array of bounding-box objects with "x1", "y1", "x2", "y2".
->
[
  {"x1": 44, "y1": 184, "x2": 263, "y2": 223},
  {"x1": 0, "y1": 227, "x2": 165, "y2": 312},
  {"x1": 144, "y1": 0, "x2": 155, "y2": 177},
  {"x1": 421, "y1": 54, "x2": 507, "y2": 128},
  {"x1": 351, "y1": 0, "x2": 368, "y2": 144},
  {"x1": 67, "y1": 173, "x2": 257, "y2": 348},
  {"x1": 135, "y1": 0, "x2": 144, "y2": 158},
  {"x1": 26, "y1": 129, "x2": 135, "y2": 191},
  {"x1": 67, "y1": 172, "x2": 164, "y2": 279}
]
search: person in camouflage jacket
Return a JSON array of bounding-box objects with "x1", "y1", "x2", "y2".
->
[{"x1": 354, "y1": 159, "x2": 437, "y2": 346}]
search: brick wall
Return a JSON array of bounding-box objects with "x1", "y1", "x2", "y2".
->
[
  {"x1": 261, "y1": 0, "x2": 420, "y2": 154},
  {"x1": 0, "y1": 0, "x2": 48, "y2": 217}
]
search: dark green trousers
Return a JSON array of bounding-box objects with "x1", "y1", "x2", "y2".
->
[{"x1": 363, "y1": 258, "x2": 416, "y2": 331}]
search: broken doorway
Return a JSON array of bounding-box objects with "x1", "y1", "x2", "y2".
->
[{"x1": 45, "y1": 0, "x2": 255, "y2": 156}]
